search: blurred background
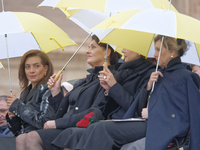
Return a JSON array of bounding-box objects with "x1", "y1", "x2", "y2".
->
[{"x1": 0, "y1": 0, "x2": 200, "y2": 95}]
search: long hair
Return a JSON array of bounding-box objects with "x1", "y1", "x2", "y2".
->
[{"x1": 18, "y1": 50, "x2": 53, "y2": 91}]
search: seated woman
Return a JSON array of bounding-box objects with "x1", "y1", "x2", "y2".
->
[
  {"x1": 6, "y1": 50, "x2": 54, "y2": 149},
  {"x1": 145, "y1": 35, "x2": 200, "y2": 150},
  {"x1": 122, "y1": 35, "x2": 200, "y2": 150},
  {"x1": 25, "y1": 34, "x2": 121, "y2": 150},
  {"x1": 48, "y1": 49, "x2": 155, "y2": 150}
]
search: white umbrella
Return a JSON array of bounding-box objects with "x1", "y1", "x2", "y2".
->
[{"x1": 0, "y1": 3, "x2": 76, "y2": 93}]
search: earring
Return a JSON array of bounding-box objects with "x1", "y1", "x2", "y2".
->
[
  {"x1": 171, "y1": 55, "x2": 174, "y2": 58},
  {"x1": 44, "y1": 72, "x2": 46, "y2": 76}
]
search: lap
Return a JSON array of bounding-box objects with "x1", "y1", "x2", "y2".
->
[
  {"x1": 52, "y1": 127, "x2": 86, "y2": 149},
  {"x1": 92, "y1": 121, "x2": 147, "y2": 140},
  {"x1": 88, "y1": 121, "x2": 147, "y2": 145},
  {"x1": 36, "y1": 129, "x2": 63, "y2": 150}
]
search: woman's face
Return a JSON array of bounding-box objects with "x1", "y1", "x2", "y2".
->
[
  {"x1": 25, "y1": 56, "x2": 48, "y2": 87},
  {"x1": 122, "y1": 49, "x2": 141, "y2": 62},
  {"x1": 192, "y1": 65, "x2": 200, "y2": 77},
  {"x1": 86, "y1": 40, "x2": 106, "y2": 68},
  {"x1": 154, "y1": 40, "x2": 174, "y2": 68}
]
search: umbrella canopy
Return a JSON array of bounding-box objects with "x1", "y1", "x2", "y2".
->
[
  {"x1": 0, "y1": 11, "x2": 76, "y2": 60},
  {"x1": 39, "y1": 0, "x2": 177, "y2": 33},
  {"x1": 38, "y1": 0, "x2": 177, "y2": 55},
  {"x1": 0, "y1": 11, "x2": 76, "y2": 93},
  {"x1": 42, "y1": 0, "x2": 177, "y2": 13},
  {"x1": 91, "y1": 8, "x2": 200, "y2": 62}
]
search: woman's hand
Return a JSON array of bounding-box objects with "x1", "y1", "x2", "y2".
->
[
  {"x1": 47, "y1": 74, "x2": 63, "y2": 97},
  {"x1": 146, "y1": 71, "x2": 163, "y2": 91},
  {"x1": 141, "y1": 108, "x2": 148, "y2": 119},
  {"x1": 43, "y1": 120, "x2": 56, "y2": 129},
  {"x1": 98, "y1": 64, "x2": 117, "y2": 92},
  {"x1": 7, "y1": 95, "x2": 17, "y2": 108},
  {"x1": 8, "y1": 112, "x2": 15, "y2": 119}
]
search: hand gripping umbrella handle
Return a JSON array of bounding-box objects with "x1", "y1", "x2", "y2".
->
[{"x1": 48, "y1": 70, "x2": 63, "y2": 89}]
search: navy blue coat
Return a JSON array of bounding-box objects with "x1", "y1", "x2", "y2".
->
[{"x1": 146, "y1": 57, "x2": 200, "y2": 150}]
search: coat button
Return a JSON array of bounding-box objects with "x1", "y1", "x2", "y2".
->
[
  {"x1": 171, "y1": 114, "x2": 175, "y2": 118},
  {"x1": 60, "y1": 108, "x2": 62, "y2": 111},
  {"x1": 75, "y1": 107, "x2": 79, "y2": 110}
]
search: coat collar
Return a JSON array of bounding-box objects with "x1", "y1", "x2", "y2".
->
[
  {"x1": 21, "y1": 84, "x2": 39, "y2": 104},
  {"x1": 161, "y1": 57, "x2": 186, "y2": 72}
]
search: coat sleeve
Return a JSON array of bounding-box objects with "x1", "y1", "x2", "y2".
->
[
  {"x1": 187, "y1": 74, "x2": 200, "y2": 150},
  {"x1": 9, "y1": 87, "x2": 56, "y2": 129},
  {"x1": 109, "y1": 83, "x2": 134, "y2": 111},
  {"x1": 48, "y1": 91, "x2": 64, "y2": 113},
  {"x1": 55, "y1": 110, "x2": 89, "y2": 129}
]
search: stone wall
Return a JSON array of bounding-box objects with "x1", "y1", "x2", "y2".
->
[{"x1": 0, "y1": 0, "x2": 200, "y2": 95}]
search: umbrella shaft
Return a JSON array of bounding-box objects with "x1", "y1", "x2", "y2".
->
[
  {"x1": 151, "y1": 36, "x2": 164, "y2": 93},
  {"x1": 1, "y1": 0, "x2": 4, "y2": 12},
  {"x1": 5, "y1": 34, "x2": 12, "y2": 94},
  {"x1": 105, "y1": 44, "x2": 109, "y2": 62},
  {"x1": 168, "y1": 0, "x2": 172, "y2": 10},
  {"x1": 61, "y1": 33, "x2": 92, "y2": 71}
]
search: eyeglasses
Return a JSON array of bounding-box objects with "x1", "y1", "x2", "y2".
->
[{"x1": 0, "y1": 109, "x2": 8, "y2": 113}]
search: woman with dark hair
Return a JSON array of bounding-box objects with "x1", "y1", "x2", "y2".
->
[
  {"x1": 25, "y1": 35, "x2": 121, "y2": 150},
  {"x1": 6, "y1": 50, "x2": 55, "y2": 150}
]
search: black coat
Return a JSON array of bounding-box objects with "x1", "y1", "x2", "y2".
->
[
  {"x1": 54, "y1": 66, "x2": 117, "y2": 129},
  {"x1": 7, "y1": 83, "x2": 55, "y2": 135},
  {"x1": 102, "y1": 57, "x2": 155, "y2": 119}
]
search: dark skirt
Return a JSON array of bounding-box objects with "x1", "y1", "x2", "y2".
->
[
  {"x1": 36, "y1": 128, "x2": 63, "y2": 150},
  {"x1": 76, "y1": 121, "x2": 147, "y2": 150},
  {"x1": 52, "y1": 127, "x2": 86, "y2": 150}
]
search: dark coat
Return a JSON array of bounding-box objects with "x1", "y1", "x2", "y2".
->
[
  {"x1": 102, "y1": 57, "x2": 155, "y2": 119},
  {"x1": 54, "y1": 66, "x2": 117, "y2": 129},
  {"x1": 7, "y1": 83, "x2": 56, "y2": 135},
  {"x1": 146, "y1": 57, "x2": 200, "y2": 150}
]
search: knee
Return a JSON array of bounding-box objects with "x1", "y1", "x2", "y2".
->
[
  {"x1": 26, "y1": 131, "x2": 41, "y2": 145},
  {"x1": 16, "y1": 133, "x2": 26, "y2": 144}
]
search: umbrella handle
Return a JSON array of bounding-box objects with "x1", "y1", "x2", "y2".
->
[
  {"x1": 103, "y1": 61, "x2": 108, "y2": 71},
  {"x1": 48, "y1": 70, "x2": 63, "y2": 89}
]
